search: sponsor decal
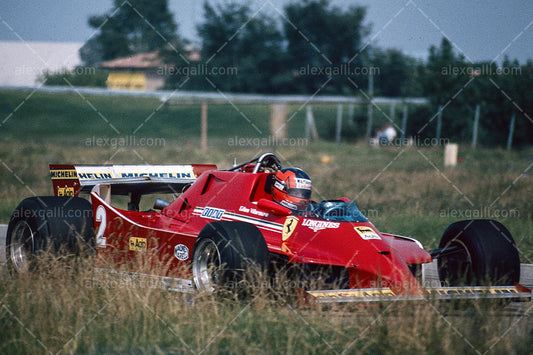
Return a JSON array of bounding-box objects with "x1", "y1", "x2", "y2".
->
[
  {"x1": 114, "y1": 165, "x2": 195, "y2": 179},
  {"x1": 427, "y1": 287, "x2": 520, "y2": 296},
  {"x1": 302, "y1": 219, "x2": 340, "y2": 232},
  {"x1": 77, "y1": 172, "x2": 113, "y2": 180},
  {"x1": 274, "y1": 181, "x2": 285, "y2": 191},
  {"x1": 201, "y1": 207, "x2": 225, "y2": 220},
  {"x1": 239, "y1": 205, "x2": 269, "y2": 217},
  {"x1": 354, "y1": 226, "x2": 381, "y2": 240},
  {"x1": 312, "y1": 289, "x2": 396, "y2": 299},
  {"x1": 129, "y1": 237, "x2": 147, "y2": 252},
  {"x1": 282, "y1": 217, "x2": 299, "y2": 241},
  {"x1": 294, "y1": 178, "x2": 311, "y2": 189},
  {"x1": 119, "y1": 172, "x2": 193, "y2": 178},
  {"x1": 76, "y1": 166, "x2": 115, "y2": 180},
  {"x1": 57, "y1": 187, "x2": 75, "y2": 196},
  {"x1": 50, "y1": 169, "x2": 77, "y2": 180},
  {"x1": 174, "y1": 244, "x2": 189, "y2": 261},
  {"x1": 73, "y1": 165, "x2": 197, "y2": 181},
  {"x1": 194, "y1": 207, "x2": 283, "y2": 233}
]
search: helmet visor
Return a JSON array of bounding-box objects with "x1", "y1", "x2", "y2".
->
[{"x1": 287, "y1": 188, "x2": 311, "y2": 200}]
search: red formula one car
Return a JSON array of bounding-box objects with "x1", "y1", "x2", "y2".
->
[{"x1": 5, "y1": 153, "x2": 531, "y2": 303}]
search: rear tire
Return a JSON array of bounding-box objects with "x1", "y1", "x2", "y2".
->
[
  {"x1": 6, "y1": 196, "x2": 94, "y2": 274},
  {"x1": 192, "y1": 222, "x2": 269, "y2": 294},
  {"x1": 437, "y1": 220, "x2": 520, "y2": 286}
]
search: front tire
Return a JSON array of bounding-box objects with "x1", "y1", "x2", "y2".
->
[
  {"x1": 6, "y1": 196, "x2": 94, "y2": 274},
  {"x1": 192, "y1": 222, "x2": 269, "y2": 294},
  {"x1": 437, "y1": 220, "x2": 520, "y2": 286}
]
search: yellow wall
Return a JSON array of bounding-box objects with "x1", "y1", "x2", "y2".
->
[{"x1": 106, "y1": 72, "x2": 147, "y2": 90}]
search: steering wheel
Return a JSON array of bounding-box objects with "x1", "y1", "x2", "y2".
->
[
  {"x1": 315, "y1": 200, "x2": 350, "y2": 220},
  {"x1": 323, "y1": 206, "x2": 347, "y2": 219},
  {"x1": 252, "y1": 153, "x2": 282, "y2": 173}
]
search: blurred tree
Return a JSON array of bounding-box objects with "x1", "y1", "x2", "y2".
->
[
  {"x1": 474, "y1": 58, "x2": 533, "y2": 147},
  {"x1": 80, "y1": 0, "x2": 180, "y2": 65},
  {"x1": 39, "y1": 67, "x2": 108, "y2": 87},
  {"x1": 417, "y1": 38, "x2": 474, "y2": 142},
  {"x1": 371, "y1": 48, "x2": 423, "y2": 97},
  {"x1": 180, "y1": 2, "x2": 286, "y2": 93},
  {"x1": 284, "y1": 0, "x2": 370, "y2": 94},
  {"x1": 416, "y1": 38, "x2": 531, "y2": 147}
]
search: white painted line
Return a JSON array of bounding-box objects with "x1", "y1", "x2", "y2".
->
[
  {"x1": 520, "y1": 264, "x2": 533, "y2": 288},
  {"x1": 0, "y1": 224, "x2": 7, "y2": 266}
]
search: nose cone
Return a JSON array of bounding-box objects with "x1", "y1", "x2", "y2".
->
[{"x1": 348, "y1": 250, "x2": 425, "y2": 295}]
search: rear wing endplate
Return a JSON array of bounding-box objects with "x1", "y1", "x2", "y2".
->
[{"x1": 49, "y1": 164, "x2": 217, "y2": 197}]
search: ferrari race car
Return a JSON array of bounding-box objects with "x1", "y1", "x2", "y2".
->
[{"x1": 5, "y1": 153, "x2": 531, "y2": 303}]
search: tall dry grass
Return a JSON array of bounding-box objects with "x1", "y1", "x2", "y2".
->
[
  {"x1": 1, "y1": 252, "x2": 532, "y2": 354},
  {"x1": 1, "y1": 141, "x2": 532, "y2": 353}
]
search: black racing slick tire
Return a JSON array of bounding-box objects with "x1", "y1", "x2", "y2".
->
[
  {"x1": 437, "y1": 220, "x2": 520, "y2": 286},
  {"x1": 192, "y1": 222, "x2": 269, "y2": 294},
  {"x1": 6, "y1": 196, "x2": 94, "y2": 274}
]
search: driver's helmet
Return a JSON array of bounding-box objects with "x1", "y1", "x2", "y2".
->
[{"x1": 272, "y1": 168, "x2": 312, "y2": 211}]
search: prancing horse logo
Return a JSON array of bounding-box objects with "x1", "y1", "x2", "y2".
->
[{"x1": 282, "y1": 217, "x2": 299, "y2": 241}]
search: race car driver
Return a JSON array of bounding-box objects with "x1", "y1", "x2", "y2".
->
[{"x1": 271, "y1": 167, "x2": 312, "y2": 212}]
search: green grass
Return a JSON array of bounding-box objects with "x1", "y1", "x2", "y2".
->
[
  {"x1": 1, "y1": 88, "x2": 532, "y2": 353},
  {"x1": 0, "y1": 89, "x2": 397, "y2": 143},
  {"x1": 0, "y1": 90, "x2": 270, "y2": 141}
]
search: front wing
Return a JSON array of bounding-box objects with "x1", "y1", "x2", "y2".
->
[{"x1": 299, "y1": 284, "x2": 532, "y2": 305}]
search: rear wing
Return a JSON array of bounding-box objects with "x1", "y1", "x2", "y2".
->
[{"x1": 49, "y1": 164, "x2": 217, "y2": 197}]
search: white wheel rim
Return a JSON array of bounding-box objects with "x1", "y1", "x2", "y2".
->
[
  {"x1": 192, "y1": 238, "x2": 222, "y2": 292},
  {"x1": 10, "y1": 221, "x2": 34, "y2": 272}
]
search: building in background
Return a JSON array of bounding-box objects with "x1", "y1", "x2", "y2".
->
[
  {"x1": 100, "y1": 45, "x2": 201, "y2": 91},
  {"x1": 99, "y1": 51, "x2": 164, "y2": 91},
  {"x1": 0, "y1": 41, "x2": 201, "y2": 90}
]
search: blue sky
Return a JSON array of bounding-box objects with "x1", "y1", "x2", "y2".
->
[{"x1": 1, "y1": 0, "x2": 532, "y2": 63}]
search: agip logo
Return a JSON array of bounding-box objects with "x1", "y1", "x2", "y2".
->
[
  {"x1": 129, "y1": 237, "x2": 147, "y2": 252},
  {"x1": 354, "y1": 226, "x2": 381, "y2": 240},
  {"x1": 57, "y1": 187, "x2": 75, "y2": 196}
]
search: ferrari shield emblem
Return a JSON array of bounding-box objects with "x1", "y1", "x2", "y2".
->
[{"x1": 282, "y1": 217, "x2": 299, "y2": 241}]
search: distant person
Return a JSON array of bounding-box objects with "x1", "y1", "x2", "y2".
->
[{"x1": 376, "y1": 124, "x2": 397, "y2": 145}]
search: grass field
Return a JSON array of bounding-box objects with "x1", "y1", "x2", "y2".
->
[
  {"x1": 0, "y1": 89, "x2": 398, "y2": 143},
  {"x1": 1, "y1": 255, "x2": 532, "y2": 354},
  {"x1": 1, "y1": 88, "x2": 532, "y2": 353}
]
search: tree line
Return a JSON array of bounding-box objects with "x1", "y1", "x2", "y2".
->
[{"x1": 44, "y1": 0, "x2": 532, "y2": 147}]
